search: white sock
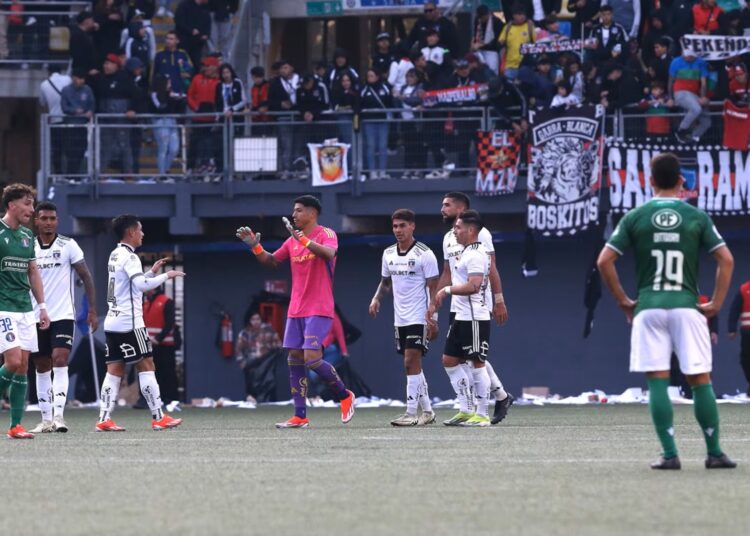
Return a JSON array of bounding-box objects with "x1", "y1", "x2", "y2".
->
[
  {"x1": 461, "y1": 362, "x2": 476, "y2": 412},
  {"x1": 99, "y1": 373, "x2": 121, "y2": 422},
  {"x1": 36, "y1": 371, "x2": 53, "y2": 422},
  {"x1": 485, "y1": 360, "x2": 508, "y2": 401},
  {"x1": 406, "y1": 374, "x2": 420, "y2": 415},
  {"x1": 138, "y1": 371, "x2": 164, "y2": 421},
  {"x1": 472, "y1": 366, "x2": 492, "y2": 418},
  {"x1": 418, "y1": 371, "x2": 432, "y2": 412},
  {"x1": 445, "y1": 365, "x2": 471, "y2": 413},
  {"x1": 52, "y1": 366, "x2": 69, "y2": 418}
]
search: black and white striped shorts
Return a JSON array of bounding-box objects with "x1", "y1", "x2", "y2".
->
[
  {"x1": 443, "y1": 319, "x2": 490, "y2": 362},
  {"x1": 105, "y1": 328, "x2": 153, "y2": 364}
]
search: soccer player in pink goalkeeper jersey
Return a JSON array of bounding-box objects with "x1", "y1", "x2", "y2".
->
[{"x1": 236, "y1": 195, "x2": 355, "y2": 428}]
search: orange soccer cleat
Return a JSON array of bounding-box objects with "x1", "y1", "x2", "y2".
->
[
  {"x1": 152, "y1": 414, "x2": 183, "y2": 431},
  {"x1": 340, "y1": 390, "x2": 355, "y2": 424},
  {"x1": 275, "y1": 416, "x2": 310, "y2": 429},
  {"x1": 7, "y1": 424, "x2": 34, "y2": 439},
  {"x1": 95, "y1": 419, "x2": 126, "y2": 432}
]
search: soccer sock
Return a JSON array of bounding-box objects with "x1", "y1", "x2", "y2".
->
[
  {"x1": 36, "y1": 371, "x2": 53, "y2": 422},
  {"x1": 647, "y1": 377, "x2": 678, "y2": 459},
  {"x1": 52, "y1": 366, "x2": 69, "y2": 418},
  {"x1": 306, "y1": 358, "x2": 347, "y2": 401},
  {"x1": 138, "y1": 371, "x2": 164, "y2": 421},
  {"x1": 461, "y1": 362, "x2": 476, "y2": 413},
  {"x1": 0, "y1": 365, "x2": 13, "y2": 398},
  {"x1": 691, "y1": 383, "x2": 723, "y2": 457},
  {"x1": 98, "y1": 373, "x2": 121, "y2": 423},
  {"x1": 472, "y1": 366, "x2": 491, "y2": 418},
  {"x1": 444, "y1": 365, "x2": 471, "y2": 414},
  {"x1": 9, "y1": 374, "x2": 28, "y2": 428},
  {"x1": 418, "y1": 371, "x2": 432, "y2": 413},
  {"x1": 485, "y1": 360, "x2": 508, "y2": 401},
  {"x1": 406, "y1": 374, "x2": 420, "y2": 415},
  {"x1": 287, "y1": 355, "x2": 307, "y2": 419}
]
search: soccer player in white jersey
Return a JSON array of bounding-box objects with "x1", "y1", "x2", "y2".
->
[
  {"x1": 437, "y1": 192, "x2": 513, "y2": 425},
  {"x1": 29, "y1": 202, "x2": 98, "y2": 433},
  {"x1": 428, "y1": 210, "x2": 494, "y2": 426},
  {"x1": 97, "y1": 215, "x2": 184, "y2": 432},
  {"x1": 369, "y1": 209, "x2": 439, "y2": 426}
]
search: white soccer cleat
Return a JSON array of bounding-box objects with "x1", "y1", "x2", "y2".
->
[
  {"x1": 390, "y1": 413, "x2": 418, "y2": 427},
  {"x1": 52, "y1": 416, "x2": 68, "y2": 433},
  {"x1": 29, "y1": 420, "x2": 55, "y2": 433},
  {"x1": 417, "y1": 411, "x2": 436, "y2": 426}
]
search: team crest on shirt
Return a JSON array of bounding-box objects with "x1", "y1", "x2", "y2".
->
[
  {"x1": 408, "y1": 259, "x2": 415, "y2": 267},
  {"x1": 21, "y1": 238, "x2": 29, "y2": 247},
  {"x1": 6, "y1": 333, "x2": 14, "y2": 342},
  {"x1": 652, "y1": 209, "x2": 682, "y2": 230},
  {"x1": 53, "y1": 250, "x2": 61, "y2": 259}
]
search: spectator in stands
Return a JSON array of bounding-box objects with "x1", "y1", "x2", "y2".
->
[
  {"x1": 487, "y1": 74, "x2": 527, "y2": 135},
  {"x1": 175, "y1": 0, "x2": 211, "y2": 71},
  {"x1": 93, "y1": 54, "x2": 138, "y2": 176},
  {"x1": 395, "y1": 69, "x2": 425, "y2": 179},
  {"x1": 388, "y1": 45, "x2": 416, "y2": 97},
  {"x1": 215, "y1": 61, "x2": 246, "y2": 158},
  {"x1": 551, "y1": 81, "x2": 581, "y2": 108},
  {"x1": 639, "y1": 80, "x2": 674, "y2": 139},
  {"x1": 40, "y1": 66, "x2": 72, "y2": 175},
  {"x1": 728, "y1": 63, "x2": 750, "y2": 106},
  {"x1": 497, "y1": 3, "x2": 537, "y2": 81},
  {"x1": 150, "y1": 74, "x2": 181, "y2": 177},
  {"x1": 70, "y1": 11, "x2": 99, "y2": 77},
  {"x1": 60, "y1": 70, "x2": 95, "y2": 176},
  {"x1": 331, "y1": 72, "x2": 358, "y2": 146},
  {"x1": 471, "y1": 4, "x2": 504, "y2": 74},
  {"x1": 408, "y1": 1, "x2": 459, "y2": 57},
  {"x1": 646, "y1": 37, "x2": 672, "y2": 88},
  {"x1": 670, "y1": 49, "x2": 711, "y2": 143},
  {"x1": 568, "y1": 0, "x2": 602, "y2": 39},
  {"x1": 249, "y1": 65, "x2": 270, "y2": 129},
  {"x1": 641, "y1": 10, "x2": 671, "y2": 66},
  {"x1": 518, "y1": 55, "x2": 556, "y2": 107},
  {"x1": 120, "y1": 11, "x2": 156, "y2": 61},
  {"x1": 669, "y1": 0, "x2": 696, "y2": 51},
  {"x1": 328, "y1": 48, "x2": 360, "y2": 91},
  {"x1": 360, "y1": 68, "x2": 393, "y2": 180},
  {"x1": 563, "y1": 56, "x2": 585, "y2": 101},
  {"x1": 235, "y1": 313, "x2": 281, "y2": 403},
  {"x1": 444, "y1": 58, "x2": 482, "y2": 171},
  {"x1": 537, "y1": 14, "x2": 567, "y2": 43},
  {"x1": 209, "y1": 0, "x2": 238, "y2": 59},
  {"x1": 187, "y1": 56, "x2": 220, "y2": 172},
  {"x1": 582, "y1": 60, "x2": 603, "y2": 103},
  {"x1": 585, "y1": 5, "x2": 629, "y2": 65},
  {"x1": 693, "y1": 0, "x2": 724, "y2": 34},
  {"x1": 599, "y1": 61, "x2": 642, "y2": 111},
  {"x1": 153, "y1": 30, "x2": 193, "y2": 102},
  {"x1": 93, "y1": 0, "x2": 125, "y2": 66},
  {"x1": 126, "y1": 57, "x2": 149, "y2": 175},
  {"x1": 267, "y1": 60, "x2": 299, "y2": 177},
  {"x1": 313, "y1": 60, "x2": 331, "y2": 108},
  {"x1": 124, "y1": 21, "x2": 153, "y2": 79},
  {"x1": 372, "y1": 32, "x2": 396, "y2": 75},
  {"x1": 296, "y1": 74, "x2": 329, "y2": 152},
  {"x1": 601, "y1": 0, "x2": 641, "y2": 39},
  {"x1": 422, "y1": 28, "x2": 451, "y2": 81}
]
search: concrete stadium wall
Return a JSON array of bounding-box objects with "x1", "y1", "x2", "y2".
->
[{"x1": 181, "y1": 236, "x2": 750, "y2": 401}]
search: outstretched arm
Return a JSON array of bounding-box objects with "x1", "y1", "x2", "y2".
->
[{"x1": 236, "y1": 226, "x2": 280, "y2": 268}]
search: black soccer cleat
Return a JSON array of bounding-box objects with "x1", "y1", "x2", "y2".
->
[
  {"x1": 650, "y1": 456, "x2": 682, "y2": 470},
  {"x1": 491, "y1": 393, "x2": 514, "y2": 425},
  {"x1": 705, "y1": 453, "x2": 737, "y2": 469}
]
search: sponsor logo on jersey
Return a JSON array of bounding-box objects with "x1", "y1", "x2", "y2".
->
[
  {"x1": 21, "y1": 238, "x2": 29, "y2": 248},
  {"x1": 654, "y1": 232, "x2": 680, "y2": 243},
  {"x1": 1, "y1": 257, "x2": 29, "y2": 272},
  {"x1": 652, "y1": 209, "x2": 682, "y2": 230}
]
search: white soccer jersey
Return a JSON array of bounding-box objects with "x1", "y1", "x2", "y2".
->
[
  {"x1": 443, "y1": 226, "x2": 494, "y2": 313},
  {"x1": 452, "y1": 242, "x2": 490, "y2": 321},
  {"x1": 381, "y1": 241, "x2": 439, "y2": 327},
  {"x1": 104, "y1": 243, "x2": 146, "y2": 332},
  {"x1": 33, "y1": 235, "x2": 85, "y2": 322}
]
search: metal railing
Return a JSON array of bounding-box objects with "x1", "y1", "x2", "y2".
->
[
  {"x1": 614, "y1": 105, "x2": 725, "y2": 146},
  {"x1": 0, "y1": 2, "x2": 89, "y2": 66}
]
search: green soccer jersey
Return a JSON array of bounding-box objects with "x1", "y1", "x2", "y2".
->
[
  {"x1": 0, "y1": 219, "x2": 35, "y2": 313},
  {"x1": 606, "y1": 198, "x2": 725, "y2": 315}
]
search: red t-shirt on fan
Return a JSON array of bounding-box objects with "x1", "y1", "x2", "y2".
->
[{"x1": 723, "y1": 100, "x2": 750, "y2": 151}]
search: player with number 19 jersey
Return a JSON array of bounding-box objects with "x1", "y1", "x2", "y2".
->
[{"x1": 606, "y1": 198, "x2": 725, "y2": 315}]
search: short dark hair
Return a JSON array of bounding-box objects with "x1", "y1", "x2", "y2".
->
[
  {"x1": 250, "y1": 66, "x2": 265, "y2": 78},
  {"x1": 35, "y1": 201, "x2": 57, "y2": 213},
  {"x1": 294, "y1": 195, "x2": 322, "y2": 214},
  {"x1": 656, "y1": 37, "x2": 671, "y2": 48},
  {"x1": 391, "y1": 209, "x2": 415, "y2": 223},
  {"x1": 112, "y1": 214, "x2": 140, "y2": 240},
  {"x1": 166, "y1": 30, "x2": 178, "y2": 39},
  {"x1": 2, "y1": 183, "x2": 35, "y2": 209},
  {"x1": 444, "y1": 191, "x2": 470, "y2": 209},
  {"x1": 457, "y1": 209, "x2": 484, "y2": 232},
  {"x1": 76, "y1": 10, "x2": 93, "y2": 24},
  {"x1": 650, "y1": 153, "x2": 682, "y2": 190},
  {"x1": 600, "y1": 5, "x2": 613, "y2": 12},
  {"x1": 476, "y1": 5, "x2": 490, "y2": 17}
]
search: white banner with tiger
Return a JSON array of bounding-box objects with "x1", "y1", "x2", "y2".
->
[{"x1": 308, "y1": 142, "x2": 351, "y2": 187}]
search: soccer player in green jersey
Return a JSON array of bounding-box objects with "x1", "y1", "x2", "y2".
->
[
  {"x1": 597, "y1": 153, "x2": 736, "y2": 470},
  {"x1": 0, "y1": 184, "x2": 51, "y2": 439}
]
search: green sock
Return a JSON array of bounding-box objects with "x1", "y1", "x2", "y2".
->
[
  {"x1": 0, "y1": 366, "x2": 13, "y2": 398},
  {"x1": 692, "y1": 383, "x2": 722, "y2": 457},
  {"x1": 9, "y1": 374, "x2": 28, "y2": 428},
  {"x1": 647, "y1": 377, "x2": 678, "y2": 459}
]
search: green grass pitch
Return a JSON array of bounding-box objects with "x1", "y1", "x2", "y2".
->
[{"x1": 2, "y1": 405, "x2": 749, "y2": 535}]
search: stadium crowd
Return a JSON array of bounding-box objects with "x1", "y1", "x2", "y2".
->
[{"x1": 31, "y1": 0, "x2": 750, "y2": 178}]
